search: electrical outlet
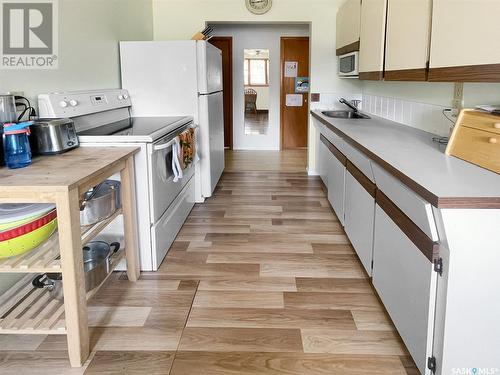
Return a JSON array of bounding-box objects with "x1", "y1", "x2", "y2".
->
[{"x1": 451, "y1": 83, "x2": 464, "y2": 117}]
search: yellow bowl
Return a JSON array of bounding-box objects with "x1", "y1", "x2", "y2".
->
[{"x1": 0, "y1": 218, "x2": 58, "y2": 258}]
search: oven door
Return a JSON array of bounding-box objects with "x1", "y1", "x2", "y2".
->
[
  {"x1": 338, "y1": 51, "x2": 359, "y2": 77},
  {"x1": 147, "y1": 128, "x2": 195, "y2": 224}
]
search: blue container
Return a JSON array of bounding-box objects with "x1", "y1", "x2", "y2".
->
[{"x1": 2, "y1": 122, "x2": 33, "y2": 169}]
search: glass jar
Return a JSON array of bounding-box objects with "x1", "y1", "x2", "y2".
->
[
  {"x1": 3, "y1": 122, "x2": 32, "y2": 169},
  {"x1": 0, "y1": 95, "x2": 16, "y2": 124}
]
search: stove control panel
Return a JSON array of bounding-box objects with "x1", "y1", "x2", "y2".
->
[{"x1": 38, "y1": 89, "x2": 132, "y2": 118}]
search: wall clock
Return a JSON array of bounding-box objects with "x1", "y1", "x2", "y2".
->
[{"x1": 246, "y1": 0, "x2": 273, "y2": 15}]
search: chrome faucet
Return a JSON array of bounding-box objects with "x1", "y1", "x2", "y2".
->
[{"x1": 339, "y1": 98, "x2": 361, "y2": 112}]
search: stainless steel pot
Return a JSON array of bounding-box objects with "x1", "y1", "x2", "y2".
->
[
  {"x1": 32, "y1": 273, "x2": 64, "y2": 301},
  {"x1": 83, "y1": 241, "x2": 120, "y2": 291},
  {"x1": 80, "y1": 180, "x2": 121, "y2": 226},
  {"x1": 32, "y1": 241, "x2": 121, "y2": 300}
]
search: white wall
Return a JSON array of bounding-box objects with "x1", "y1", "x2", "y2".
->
[
  {"x1": 152, "y1": 0, "x2": 363, "y2": 157},
  {"x1": 0, "y1": 0, "x2": 153, "y2": 296},
  {"x1": 0, "y1": 0, "x2": 154, "y2": 104},
  {"x1": 214, "y1": 24, "x2": 308, "y2": 150}
]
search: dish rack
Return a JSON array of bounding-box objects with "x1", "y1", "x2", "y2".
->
[{"x1": 0, "y1": 147, "x2": 140, "y2": 367}]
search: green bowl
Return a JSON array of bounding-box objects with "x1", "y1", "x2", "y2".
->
[
  {"x1": 0, "y1": 212, "x2": 46, "y2": 232},
  {"x1": 0, "y1": 218, "x2": 58, "y2": 258}
]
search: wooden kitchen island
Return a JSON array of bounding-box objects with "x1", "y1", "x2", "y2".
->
[{"x1": 0, "y1": 146, "x2": 140, "y2": 367}]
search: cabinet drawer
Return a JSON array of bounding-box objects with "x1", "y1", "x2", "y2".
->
[
  {"x1": 151, "y1": 176, "x2": 195, "y2": 269},
  {"x1": 448, "y1": 126, "x2": 500, "y2": 174},
  {"x1": 460, "y1": 112, "x2": 500, "y2": 135},
  {"x1": 340, "y1": 141, "x2": 375, "y2": 182},
  {"x1": 322, "y1": 127, "x2": 345, "y2": 152},
  {"x1": 372, "y1": 163, "x2": 438, "y2": 241}
]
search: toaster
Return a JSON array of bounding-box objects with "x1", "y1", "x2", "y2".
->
[{"x1": 31, "y1": 118, "x2": 79, "y2": 155}]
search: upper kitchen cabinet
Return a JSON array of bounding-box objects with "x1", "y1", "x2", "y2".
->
[
  {"x1": 336, "y1": 0, "x2": 361, "y2": 55},
  {"x1": 384, "y1": 0, "x2": 432, "y2": 81},
  {"x1": 429, "y1": 0, "x2": 500, "y2": 82},
  {"x1": 358, "y1": 0, "x2": 387, "y2": 80}
]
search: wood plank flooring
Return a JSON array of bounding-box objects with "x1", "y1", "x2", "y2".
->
[{"x1": 0, "y1": 151, "x2": 419, "y2": 374}]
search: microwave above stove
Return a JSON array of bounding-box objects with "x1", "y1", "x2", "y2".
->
[{"x1": 338, "y1": 51, "x2": 359, "y2": 78}]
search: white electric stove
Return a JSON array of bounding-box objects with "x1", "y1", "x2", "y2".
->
[{"x1": 38, "y1": 89, "x2": 197, "y2": 271}]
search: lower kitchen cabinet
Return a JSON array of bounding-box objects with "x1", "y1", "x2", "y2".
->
[
  {"x1": 320, "y1": 135, "x2": 347, "y2": 226},
  {"x1": 318, "y1": 139, "x2": 331, "y2": 186},
  {"x1": 344, "y1": 164, "x2": 376, "y2": 276},
  {"x1": 327, "y1": 154, "x2": 346, "y2": 226},
  {"x1": 372, "y1": 205, "x2": 437, "y2": 375}
]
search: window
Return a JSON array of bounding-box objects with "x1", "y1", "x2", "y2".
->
[{"x1": 244, "y1": 58, "x2": 269, "y2": 86}]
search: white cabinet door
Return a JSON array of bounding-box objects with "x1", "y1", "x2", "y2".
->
[
  {"x1": 385, "y1": 0, "x2": 432, "y2": 81},
  {"x1": 358, "y1": 0, "x2": 387, "y2": 80},
  {"x1": 318, "y1": 140, "x2": 331, "y2": 186},
  {"x1": 372, "y1": 205, "x2": 437, "y2": 375},
  {"x1": 336, "y1": 0, "x2": 361, "y2": 51},
  {"x1": 429, "y1": 0, "x2": 500, "y2": 81},
  {"x1": 327, "y1": 156, "x2": 346, "y2": 226},
  {"x1": 344, "y1": 171, "x2": 375, "y2": 275}
]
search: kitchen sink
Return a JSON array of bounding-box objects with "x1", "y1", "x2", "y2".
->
[{"x1": 322, "y1": 110, "x2": 371, "y2": 119}]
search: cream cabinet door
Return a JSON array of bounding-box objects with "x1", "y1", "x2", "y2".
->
[
  {"x1": 385, "y1": 0, "x2": 432, "y2": 81},
  {"x1": 358, "y1": 0, "x2": 387, "y2": 80},
  {"x1": 336, "y1": 0, "x2": 361, "y2": 53},
  {"x1": 372, "y1": 205, "x2": 437, "y2": 375},
  {"x1": 327, "y1": 154, "x2": 346, "y2": 226},
  {"x1": 344, "y1": 172, "x2": 375, "y2": 275},
  {"x1": 429, "y1": 0, "x2": 500, "y2": 81}
]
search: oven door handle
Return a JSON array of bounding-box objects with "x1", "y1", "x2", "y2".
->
[
  {"x1": 153, "y1": 139, "x2": 176, "y2": 152},
  {"x1": 152, "y1": 124, "x2": 198, "y2": 152}
]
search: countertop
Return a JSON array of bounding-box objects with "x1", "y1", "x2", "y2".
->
[
  {"x1": 0, "y1": 146, "x2": 139, "y2": 195},
  {"x1": 311, "y1": 110, "x2": 500, "y2": 208}
]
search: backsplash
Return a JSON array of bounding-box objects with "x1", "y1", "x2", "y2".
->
[
  {"x1": 311, "y1": 92, "x2": 454, "y2": 137},
  {"x1": 310, "y1": 92, "x2": 363, "y2": 111},
  {"x1": 361, "y1": 94, "x2": 453, "y2": 137}
]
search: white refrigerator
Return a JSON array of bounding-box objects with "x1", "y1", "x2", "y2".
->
[{"x1": 119, "y1": 40, "x2": 225, "y2": 202}]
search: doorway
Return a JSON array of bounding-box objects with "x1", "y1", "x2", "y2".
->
[
  {"x1": 209, "y1": 36, "x2": 233, "y2": 149},
  {"x1": 280, "y1": 37, "x2": 310, "y2": 149},
  {"x1": 244, "y1": 49, "x2": 270, "y2": 135}
]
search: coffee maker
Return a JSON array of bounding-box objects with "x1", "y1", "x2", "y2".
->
[{"x1": 0, "y1": 94, "x2": 17, "y2": 166}]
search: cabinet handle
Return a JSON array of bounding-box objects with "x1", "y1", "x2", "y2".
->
[
  {"x1": 494, "y1": 123, "x2": 500, "y2": 129},
  {"x1": 488, "y1": 137, "x2": 497, "y2": 144}
]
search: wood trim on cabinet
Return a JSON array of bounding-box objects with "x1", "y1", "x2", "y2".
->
[
  {"x1": 376, "y1": 190, "x2": 440, "y2": 262},
  {"x1": 385, "y1": 68, "x2": 428, "y2": 81},
  {"x1": 336, "y1": 40, "x2": 360, "y2": 56},
  {"x1": 311, "y1": 111, "x2": 500, "y2": 209},
  {"x1": 428, "y1": 63, "x2": 500, "y2": 82},
  {"x1": 347, "y1": 161, "x2": 377, "y2": 198},
  {"x1": 358, "y1": 71, "x2": 384, "y2": 81},
  {"x1": 320, "y1": 135, "x2": 347, "y2": 166}
]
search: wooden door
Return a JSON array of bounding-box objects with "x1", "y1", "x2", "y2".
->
[
  {"x1": 385, "y1": 0, "x2": 432, "y2": 81},
  {"x1": 358, "y1": 0, "x2": 387, "y2": 80},
  {"x1": 280, "y1": 37, "x2": 310, "y2": 150},
  {"x1": 209, "y1": 37, "x2": 233, "y2": 149}
]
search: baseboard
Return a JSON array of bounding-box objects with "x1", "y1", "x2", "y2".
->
[{"x1": 307, "y1": 169, "x2": 320, "y2": 176}]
